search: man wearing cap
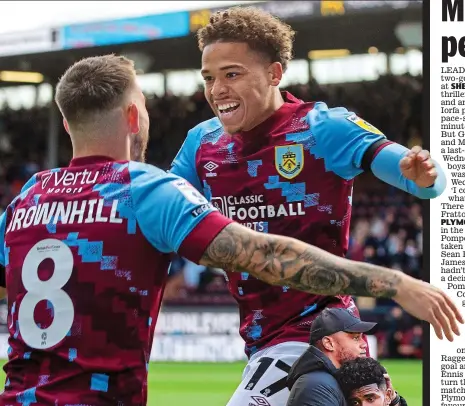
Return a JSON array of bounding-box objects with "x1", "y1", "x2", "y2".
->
[{"x1": 286, "y1": 308, "x2": 405, "y2": 406}]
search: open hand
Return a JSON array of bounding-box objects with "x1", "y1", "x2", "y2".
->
[{"x1": 393, "y1": 274, "x2": 464, "y2": 342}]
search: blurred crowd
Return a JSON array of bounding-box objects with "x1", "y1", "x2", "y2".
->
[
  {"x1": 0, "y1": 73, "x2": 424, "y2": 358},
  {"x1": 349, "y1": 190, "x2": 423, "y2": 359}
]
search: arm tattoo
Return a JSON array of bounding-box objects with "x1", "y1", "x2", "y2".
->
[{"x1": 201, "y1": 223, "x2": 400, "y2": 298}]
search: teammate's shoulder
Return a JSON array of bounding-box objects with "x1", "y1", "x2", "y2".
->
[
  {"x1": 6, "y1": 170, "x2": 48, "y2": 212},
  {"x1": 20, "y1": 173, "x2": 40, "y2": 193},
  {"x1": 307, "y1": 101, "x2": 352, "y2": 124},
  {"x1": 128, "y1": 161, "x2": 182, "y2": 185},
  {"x1": 128, "y1": 161, "x2": 168, "y2": 179},
  {"x1": 17, "y1": 170, "x2": 47, "y2": 198},
  {"x1": 307, "y1": 102, "x2": 385, "y2": 137},
  {"x1": 188, "y1": 117, "x2": 223, "y2": 138},
  {"x1": 128, "y1": 162, "x2": 204, "y2": 212}
]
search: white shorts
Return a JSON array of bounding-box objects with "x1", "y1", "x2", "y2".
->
[{"x1": 226, "y1": 341, "x2": 309, "y2": 406}]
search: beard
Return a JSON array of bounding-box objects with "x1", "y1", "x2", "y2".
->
[
  {"x1": 336, "y1": 347, "x2": 361, "y2": 364},
  {"x1": 130, "y1": 129, "x2": 148, "y2": 162}
]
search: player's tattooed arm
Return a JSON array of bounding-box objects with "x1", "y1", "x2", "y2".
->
[
  {"x1": 200, "y1": 223, "x2": 399, "y2": 298},
  {"x1": 200, "y1": 223, "x2": 463, "y2": 342}
]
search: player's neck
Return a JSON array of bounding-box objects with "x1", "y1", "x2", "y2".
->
[
  {"x1": 272, "y1": 88, "x2": 285, "y2": 109},
  {"x1": 70, "y1": 129, "x2": 130, "y2": 161},
  {"x1": 72, "y1": 146, "x2": 129, "y2": 162},
  {"x1": 263, "y1": 90, "x2": 285, "y2": 122},
  {"x1": 243, "y1": 90, "x2": 285, "y2": 132}
]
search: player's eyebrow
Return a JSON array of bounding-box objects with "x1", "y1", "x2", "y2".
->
[
  {"x1": 201, "y1": 64, "x2": 245, "y2": 74},
  {"x1": 362, "y1": 392, "x2": 379, "y2": 398}
]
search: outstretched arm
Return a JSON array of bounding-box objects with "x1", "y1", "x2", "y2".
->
[
  {"x1": 370, "y1": 143, "x2": 446, "y2": 199},
  {"x1": 199, "y1": 222, "x2": 463, "y2": 341},
  {"x1": 200, "y1": 223, "x2": 399, "y2": 298},
  {"x1": 306, "y1": 104, "x2": 446, "y2": 199}
]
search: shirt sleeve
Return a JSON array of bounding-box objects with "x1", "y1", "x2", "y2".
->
[
  {"x1": 0, "y1": 211, "x2": 6, "y2": 267},
  {"x1": 0, "y1": 211, "x2": 6, "y2": 288},
  {"x1": 370, "y1": 143, "x2": 447, "y2": 199},
  {"x1": 129, "y1": 162, "x2": 232, "y2": 263},
  {"x1": 170, "y1": 127, "x2": 203, "y2": 193},
  {"x1": 287, "y1": 373, "x2": 345, "y2": 406},
  {"x1": 0, "y1": 174, "x2": 38, "y2": 286},
  {"x1": 308, "y1": 102, "x2": 387, "y2": 180},
  {"x1": 20, "y1": 174, "x2": 39, "y2": 193}
]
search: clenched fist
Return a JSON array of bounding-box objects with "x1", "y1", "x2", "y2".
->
[{"x1": 400, "y1": 146, "x2": 437, "y2": 188}]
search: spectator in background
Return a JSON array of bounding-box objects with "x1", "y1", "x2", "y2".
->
[{"x1": 397, "y1": 325, "x2": 422, "y2": 359}]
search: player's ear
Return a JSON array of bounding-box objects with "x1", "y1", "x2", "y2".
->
[
  {"x1": 268, "y1": 62, "x2": 283, "y2": 87},
  {"x1": 385, "y1": 388, "x2": 394, "y2": 405},
  {"x1": 322, "y1": 336, "x2": 334, "y2": 352},
  {"x1": 63, "y1": 118, "x2": 71, "y2": 135},
  {"x1": 127, "y1": 103, "x2": 140, "y2": 135}
]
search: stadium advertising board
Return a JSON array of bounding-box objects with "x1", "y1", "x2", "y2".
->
[
  {"x1": 206, "y1": 1, "x2": 316, "y2": 23},
  {"x1": 190, "y1": 0, "x2": 421, "y2": 27},
  {"x1": 61, "y1": 11, "x2": 190, "y2": 49},
  {"x1": 0, "y1": 28, "x2": 61, "y2": 57},
  {"x1": 318, "y1": 0, "x2": 421, "y2": 17},
  {"x1": 150, "y1": 307, "x2": 377, "y2": 362},
  {"x1": 152, "y1": 307, "x2": 245, "y2": 362}
]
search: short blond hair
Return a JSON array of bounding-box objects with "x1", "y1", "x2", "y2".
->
[{"x1": 55, "y1": 54, "x2": 136, "y2": 125}]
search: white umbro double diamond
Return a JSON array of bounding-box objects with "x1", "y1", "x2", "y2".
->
[
  {"x1": 204, "y1": 161, "x2": 219, "y2": 172},
  {"x1": 204, "y1": 161, "x2": 219, "y2": 177}
]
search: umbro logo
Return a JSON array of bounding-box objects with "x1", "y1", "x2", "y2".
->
[
  {"x1": 204, "y1": 161, "x2": 218, "y2": 172},
  {"x1": 204, "y1": 161, "x2": 219, "y2": 177},
  {"x1": 249, "y1": 396, "x2": 270, "y2": 406}
]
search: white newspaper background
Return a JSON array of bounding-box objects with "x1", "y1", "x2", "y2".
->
[{"x1": 431, "y1": 0, "x2": 465, "y2": 404}]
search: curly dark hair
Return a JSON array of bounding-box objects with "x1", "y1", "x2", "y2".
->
[
  {"x1": 336, "y1": 357, "x2": 388, "y2": 399},
  {"x1": 197, "y1": 6, "x2": 295, "y2": 72}
]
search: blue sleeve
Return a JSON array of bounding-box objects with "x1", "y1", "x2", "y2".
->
[
  {"x1": 21, "y1": 174, "x2": 38, "y2": 193},
  {"x1": 287, "y1": 374, "x2": 344, "y2": 406},
  {"x1": 129, "y1": 162, "x2": 218, "y2": 254},
  {"x1": 371, "y1": 143, "x2": 447, "y2": 199},
  {"x1": 0, "y1": 174, "x2": 39, "y2": 270},
  {"x1": 308, "y1": 102, "x2": 386, "y2": 180},
  {"x1": 170, "y1": 127, "x2": 203, "y2": 192},
  {"x1": 0, "y1": 212, "x2": 5, "y2": 267},
  {"x1": 0, "y1": 174, "x2": 38, "y2": 268}
]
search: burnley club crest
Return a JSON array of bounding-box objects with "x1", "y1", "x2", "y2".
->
[{"x1": 275, "y1": 144, "x2": 304, "y2": 179}]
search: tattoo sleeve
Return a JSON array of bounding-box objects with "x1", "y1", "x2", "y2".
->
[{"x1": 200, "y1": 223, "x2": 401, "y2": 298}]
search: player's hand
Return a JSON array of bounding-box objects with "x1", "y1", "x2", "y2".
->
[
  {"x1": 393, "y1": 274, "x2": 464, "y2": 341},
  {"x1": 383, "y1": 373, "x2": 393, "y2": 392},
  {"x1": 384, "y1": 374, "x2": 398, "y2": 406},
  {"x1": 399, "y1": 146, "x2": 437, "y2": 188}
]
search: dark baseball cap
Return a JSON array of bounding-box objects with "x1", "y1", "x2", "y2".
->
[{"x1": 310, "y1": 308, "x2": 377, "y2": 344}]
